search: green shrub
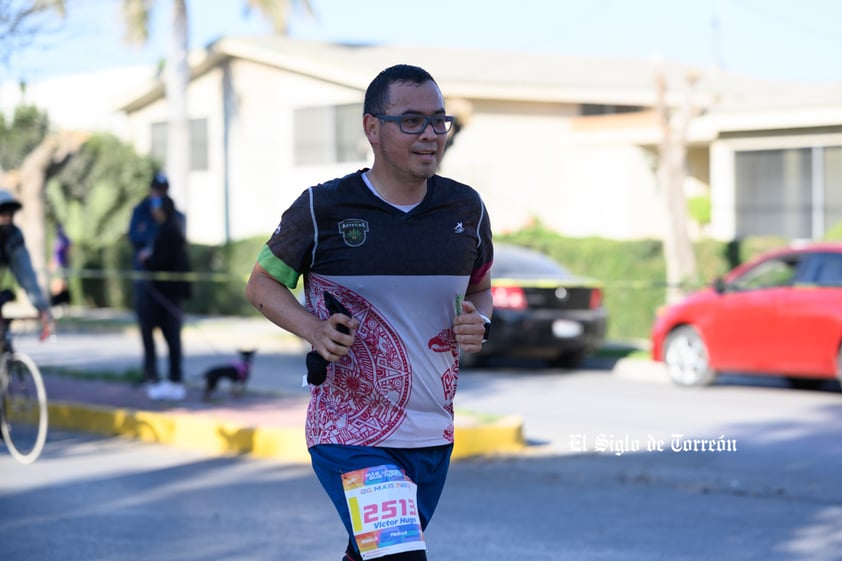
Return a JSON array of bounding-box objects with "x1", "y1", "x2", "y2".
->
[
  {"x1": 498, "y1": 228, "x2": 664, "y2": 341},
  {"x1": 183, "y1": 237, "x2": 267, "y2": 316},
  {"x1": 688, "y1": 195, "x2": 711, "y2": 225},
  {"x1": 75, "y1": 236, "x2": 267, "y2": 315},
  {"x1": 77, "y1": 215, "x2": 796, "y2": 343}
]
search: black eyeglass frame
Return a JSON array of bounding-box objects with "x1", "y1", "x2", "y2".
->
[{"x1": 373, "y1": 114, "x2": 455, "y2": 135}]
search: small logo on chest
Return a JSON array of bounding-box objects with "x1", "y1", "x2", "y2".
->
[
  {"x1": 454, "y1": 222, "x2": 465, "y2": 234},
  {"x1": 338, "y1": 219, "x2": 369, "y2": 247}
]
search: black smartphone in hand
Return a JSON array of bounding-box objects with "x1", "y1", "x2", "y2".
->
[{"x1": 306, "y1": 291, "x2": 351, "y2": 385}]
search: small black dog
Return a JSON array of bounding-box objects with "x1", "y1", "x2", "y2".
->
[{"x1": 202, "y1": 349, "x2": 256, "y2": 401}]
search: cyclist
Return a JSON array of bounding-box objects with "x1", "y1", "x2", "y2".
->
[{"x1": 0, "y1": 189, "x2": 54, "y2": 341}]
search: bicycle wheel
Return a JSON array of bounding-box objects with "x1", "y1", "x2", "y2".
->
[{"x1": 0, "y1": 352, "x2": 48, "y2": 463}]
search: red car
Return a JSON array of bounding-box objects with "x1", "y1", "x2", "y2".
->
[{"x1": 651, "y1": 243, "x2": 842, "y2": 388}]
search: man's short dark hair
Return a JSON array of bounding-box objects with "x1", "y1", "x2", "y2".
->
[{"x1": 363, "y1": 64, "x2": 437, "y2": 116}]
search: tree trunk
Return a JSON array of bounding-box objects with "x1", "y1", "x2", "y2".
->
[
  {"x1": 18, "y1": 138, "x2": 57, "y2": 288},
  {"x1": 166, "y1": 0, "x2": 190, "y2": 226},
  {"x1": 12, "y1": 132, "x2": 82, "y2": 292},
  {"x1": 655, "y1": 71, "x2": 698, "y2": 305}
]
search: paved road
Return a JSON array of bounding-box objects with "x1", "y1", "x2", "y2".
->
[
  {"x1": 3, "y1": 417, "x2": 839, "y2": 561},
  {"x1": 4, "y1": 362, "x2": 842, "y2": 559},
  {"x1": 4, "y1": 314, "x2": 842, "y2": 559}
]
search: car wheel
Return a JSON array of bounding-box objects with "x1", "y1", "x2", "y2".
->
[{"x1": 663, "y1": 325, "x2": 716, "y2": 387}]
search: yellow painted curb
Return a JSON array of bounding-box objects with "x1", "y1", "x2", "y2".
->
[
  {"x1": 49, "y1": 402, "x2": 310, "y2": 462},
  {"x1": 49, "y1": 402, "x2": 525, "y2": 462},
  {"x1": 453, "y1": 414, "x2": 526, "y2": 458}
]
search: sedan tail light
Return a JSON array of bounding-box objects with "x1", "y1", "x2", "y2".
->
[
  {"x1": 492, "y1": 285, "x2": 527, "y2": 310},
  {"x1": 590, "y1": 288, "x2": 603, "y2": 309}
]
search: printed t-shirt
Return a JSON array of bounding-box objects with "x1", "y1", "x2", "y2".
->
[{"x1": 257, "y1": 170, "x2": 493, "y2": 448}]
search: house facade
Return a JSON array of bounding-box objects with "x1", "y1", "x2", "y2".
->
[{"x1": 117, "y1": 36, "x2": 842, "y2": 246}]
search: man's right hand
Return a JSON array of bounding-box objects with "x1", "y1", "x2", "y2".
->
[
  {"x1": 38, "y1": 309, "x2": 54, "y2": 341},
  {"x1": 312, "y1": 313, "x2": 358, "y2": 362}
]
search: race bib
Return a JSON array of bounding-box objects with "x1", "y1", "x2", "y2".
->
[{"x1": 342, "y1": 464, "x2": 426, "y2": 559}]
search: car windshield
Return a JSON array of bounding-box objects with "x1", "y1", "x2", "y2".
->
[{"x1": 492, "y1": 246, "x2": 573, "y2": 278}]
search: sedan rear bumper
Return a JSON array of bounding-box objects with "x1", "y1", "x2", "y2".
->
[{"x1": 480, "y1": 308, "x2": 608, "y2": 360}]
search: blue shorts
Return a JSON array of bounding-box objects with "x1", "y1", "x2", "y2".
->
[{"x1": 309, "y1": 443, "x2": 453, "y2": 552}]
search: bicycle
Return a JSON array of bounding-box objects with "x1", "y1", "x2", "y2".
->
[{"x1": 0, "y1": 289, "x2": 48, "y2": 463}]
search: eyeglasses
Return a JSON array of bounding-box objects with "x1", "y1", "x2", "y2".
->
[{"x1": 374, "y1": 114, "x2": 455, "y2": 135}]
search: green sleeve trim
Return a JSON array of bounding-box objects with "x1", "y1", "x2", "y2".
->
[{"x1": 257, "y1": 245, "x2": 300, "y2": 289}]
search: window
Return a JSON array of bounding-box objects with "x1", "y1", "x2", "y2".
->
[
  {"x1": 294, "y1": 103, "x2": 367, "y2": 165},
  {"x1": 580, "y1": 104, "x2": 643, "y2": 116},
  {"x1": 150, "y1": 122, "x2": 167, "y2": 167},
  {"x1": 190, "y1": 119, "x2": 208, "y2": 170},
  {"x1": 735, "y1": 146, "x2": 842, "y2": 239},
  {"x1": 149, "y1": 118, "x2": 209, "y2": 171},
  {"x1": 731, "y1": 256, "x2": 800, "y2": 291},
  {"x1": 825, "y1": 146, "x2": 842, "y2": 232},
  {"x1": 807, "y1": 253, "x2": 842, "y2": 286}
]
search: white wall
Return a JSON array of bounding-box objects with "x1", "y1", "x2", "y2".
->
[
  {"x1": 441, "y1": 104, "x2": 666, "y2": 239},
  {"x1": 11, "y1": 60, "x2": 842, "y2": 248},
  {"x1": 120, "y1": 60, "x2": 367, "y2": 245},
  {"x1": 224, "y1": 60, "x2": 367, "y2": 244},
  {"x1": 1, "y1": 62, "x2": 699, "y2": 246}
]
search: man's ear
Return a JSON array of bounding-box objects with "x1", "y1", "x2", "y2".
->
[{"x1": 363, "y1": 114, "x2": 379, "y2": 144}]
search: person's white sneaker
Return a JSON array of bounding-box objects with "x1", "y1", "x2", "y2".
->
[
  {"x1": 147, "y1": 380, "x2": 167, "y2": 400},
  {"x1": 164, "y1": 382, "x2": 186, "y2": 401},
  {"x1": 147, "y1": 381, "x2": 186, "y2": 401}
]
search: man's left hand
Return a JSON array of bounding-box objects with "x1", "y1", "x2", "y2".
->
[{"x1": 453, "y1": 300, "x2": 487, "y2": 353}]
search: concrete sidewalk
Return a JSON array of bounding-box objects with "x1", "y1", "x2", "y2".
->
[{"x1": 22, "y1": 310, "x2": 526, "y2": 462}]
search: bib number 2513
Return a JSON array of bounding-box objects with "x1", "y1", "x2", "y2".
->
[{"x1": 342, "y1": 464, "x2": 426, "y2": 560}]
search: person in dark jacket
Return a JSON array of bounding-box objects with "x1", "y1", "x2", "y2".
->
[
  {"x1": 138, "y1": 195, "x2": 191, "y2": 401},
  {"x1": 128, "y1": 173, "x2": 187, "y2": 385},
  {"x1": 0, "y1": 189, "x2": 54, "y2": 340}
]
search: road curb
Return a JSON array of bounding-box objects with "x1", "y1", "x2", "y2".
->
[
  {"x1": 612, "y1": 357, "x2": 670, "y2": 384},
  {"x1": 48, "y1": 401, "x2": 526, "y2": 462}
]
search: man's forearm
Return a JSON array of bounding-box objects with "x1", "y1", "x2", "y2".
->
[
  {"x1": 245, "y1": 266, "x2": 319, "y2": 345},
  {"x1": 9, "y1": 247, "x2": 49, "y2": 311}
]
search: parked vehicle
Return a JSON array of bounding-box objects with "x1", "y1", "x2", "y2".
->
[
  {"x1": 651, "y1": 243, "x2": 842, "y2": 388},
  {"x1": 461, "y1": 244, "x2": 607, "y2": 368}
]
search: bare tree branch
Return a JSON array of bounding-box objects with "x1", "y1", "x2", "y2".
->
[{"x1": 0, "y1": 0, "x2": 66, "y2": 65}]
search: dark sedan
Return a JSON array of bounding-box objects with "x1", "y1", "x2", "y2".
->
[{"x1": 461, "y1": 244, "x2": 608, "y2": 368}]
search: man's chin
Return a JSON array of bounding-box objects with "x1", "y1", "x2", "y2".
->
[{"x1": 412, "y1": 163, "x2": 439, "y2": 179}]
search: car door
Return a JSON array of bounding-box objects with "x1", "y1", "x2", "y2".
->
[
  {"x1": 708, "y1": 254, "x2": 799, "y2": 371},
  {"x1": 774, "y1": 251, "x2": 842, "y2": 375}
]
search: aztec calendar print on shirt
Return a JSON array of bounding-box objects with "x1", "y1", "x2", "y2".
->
[{"x1": 305, "y1": 278, "x2": 412, "y2": 446}]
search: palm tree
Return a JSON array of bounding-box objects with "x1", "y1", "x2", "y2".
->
[{"x1": 120, "y1": 0, "x2": 313, "y2": 225}]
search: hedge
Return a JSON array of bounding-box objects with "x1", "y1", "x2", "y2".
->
[{"x1": 75, "y1": 228, "x2": 797, "y2": 342}]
